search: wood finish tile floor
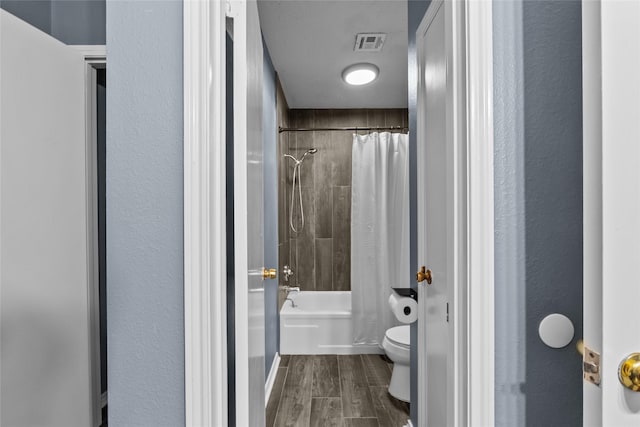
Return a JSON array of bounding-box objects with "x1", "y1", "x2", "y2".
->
[{"x1": 267, "y1": 355, "x2": 410, "y2": 427}]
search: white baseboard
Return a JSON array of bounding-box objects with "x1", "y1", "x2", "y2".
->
[{"x1": 265, "y1": 352, "x2": 281, "y2": 406}]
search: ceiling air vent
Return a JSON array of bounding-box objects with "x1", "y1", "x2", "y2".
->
[{"x1": 354, "y1": 33, "x2": 386, "y2": 52}]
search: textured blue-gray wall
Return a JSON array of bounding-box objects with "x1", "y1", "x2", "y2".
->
[
  {"x1": 493, "y1": 0, "x2": 526, "y2": 423},
  {"x1": 51, "y1": 0, "x2": 105, "y2": 45},
  {"x1": 0, "y1": 0, "x2": 51, "y2": 34},
  {"x1": 407, "y1": 2, "x2": 430, "y2": 425},
  {"x1": 263, "y1": 40, "x2": 279, "y2": 377},
  {"x1": 0, "y1": 0, "x2": 104, "y2": 44},
  {"x1": 494, "y1": 1, "x2": 583, "y2": 426},
  {"x1": 106, "y1": 2, "x2": 185, "y2": 426},
  {"x1": 522, "y1": 2, "x2": 583, "y2": 425}
]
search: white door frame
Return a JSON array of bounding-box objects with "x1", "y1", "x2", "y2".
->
[
  {"x1": 464, "y1": 0, "x2": 495, "y2": 424},
  {"x1": 582, "y1": 0, "x2": 603, "y2": 422},
  {"x1": 182, "y1": 0, "x2": 494, "y2": 425},
  {"x1": 75, "y1": 45, "x2": 108, "y2": 427},
  {"x1": 183, "y1": 1, "x2": 229, "y2": 427}
]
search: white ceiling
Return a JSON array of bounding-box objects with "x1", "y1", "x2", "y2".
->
[{"x1": 258, "y1": 0, "x2": 408, "y2": 109}]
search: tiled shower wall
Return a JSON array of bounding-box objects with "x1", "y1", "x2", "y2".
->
[{"x1": 276, "y1": 82, "x2": 408, "y2": 297}]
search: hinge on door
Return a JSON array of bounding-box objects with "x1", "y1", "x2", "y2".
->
[
  {"x1": 583, "y1": 345, "x2": 601, "y2": 386},
  {"x1": 446, "y1": 302, "x2": 449, "y2": 322}
]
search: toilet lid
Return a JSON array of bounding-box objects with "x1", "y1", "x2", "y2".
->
[{"x1": 386, "y1": 325, "x2": 410, "y2": 346}]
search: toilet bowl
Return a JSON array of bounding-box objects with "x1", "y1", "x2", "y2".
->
[{"x1": 382, "y1": 325, "x2": 411, "y2": 402}]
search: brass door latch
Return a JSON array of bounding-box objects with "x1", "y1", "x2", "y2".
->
[
  {"x1": 416, "y1": 266, "x2": 432, "y2": 285},
  {"x1": 578, "y1": 340, "x2": 601, "y2": 386}
]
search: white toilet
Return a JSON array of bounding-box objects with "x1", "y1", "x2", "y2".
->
[{"x1": 382, "y1": 324, "x2": 411, "y2": 402}]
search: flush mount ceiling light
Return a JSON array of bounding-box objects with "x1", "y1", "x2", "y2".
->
[{"x1": 342, "y1": 63, "x2": 379, "y2": 86}]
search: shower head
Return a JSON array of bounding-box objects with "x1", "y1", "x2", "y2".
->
[
  {"x1": 285, "y1": 148, "x2": 318, "y2": 164},
  {"x1": 301, "y1": 148, "x2": 318, "y2": 161}
]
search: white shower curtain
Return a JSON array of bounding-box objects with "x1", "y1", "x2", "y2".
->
[{"x1": 351, "y1": 132, "x2": 410, "y2": 346}]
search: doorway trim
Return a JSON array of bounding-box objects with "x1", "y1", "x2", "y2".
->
[
  {"x1": 73, "y1": 45, "x2": 107, "y2": 427},
  {"x1": 183, "y1": 0, "x2": 494, "y2": 425},
  {"x1": 415, "y1": 0, "x2": 494, "y2": 425},
  {"x1": 84, "y1": 55, "x2": 107, "y2": 427},
  {"x1": 464, "y1": 0, "x2": 495, "y2": 423},
  {"x1": 183, "y1": 1, "x2": 228, "y2": 426}
]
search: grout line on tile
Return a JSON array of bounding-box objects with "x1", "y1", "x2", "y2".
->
[
  {"x1": 306, "y1": 356, "x2": 313, "y2": 427},
  {"x1": 337, "y1": 355, "x2": 345, "y2": 421}
]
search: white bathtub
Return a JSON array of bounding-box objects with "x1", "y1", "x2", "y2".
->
[{"x1": 280, "y1": 291, "x2": 383, "y2": 355}]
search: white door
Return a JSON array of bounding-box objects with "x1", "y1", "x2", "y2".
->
[
  {"x1": 416, "y1": 1, "x2": 452, "y2": 425},
  {"x1": 0, "y1": 10, "x2": 96, "y2": 427},
  {"x1": 583, "y1": 0, "x2": 640, "y2": 424},
  {"x1": 231, "y1": 1, "x2": 265, "y2": 426}
]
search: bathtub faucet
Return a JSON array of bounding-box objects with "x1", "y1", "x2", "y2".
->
[
  {"x1": 283, "y1": 286, "x2": 300, "y2": 293},
  {"x1": 285, "y1": 297, "x2": 297, "y2": 308}
]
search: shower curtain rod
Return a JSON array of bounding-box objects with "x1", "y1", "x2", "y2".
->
[{"x1": 278, "y1": 125, "x2": 409, "y2": 133}]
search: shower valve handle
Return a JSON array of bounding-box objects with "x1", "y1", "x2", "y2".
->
[{"x1": 283, "y1": 265, "x2": 294, "y2": 281}]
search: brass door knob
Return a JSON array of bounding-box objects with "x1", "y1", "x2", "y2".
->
[
  {"x1": 619, "y1": 353, "x2": 640, "y2": 391},
  {"x1": 262, "y1": 268, "x2": 277, "y2": 280},
  {"x1": 417, "y1": 266, "x2": 432, "y2": 285}
]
